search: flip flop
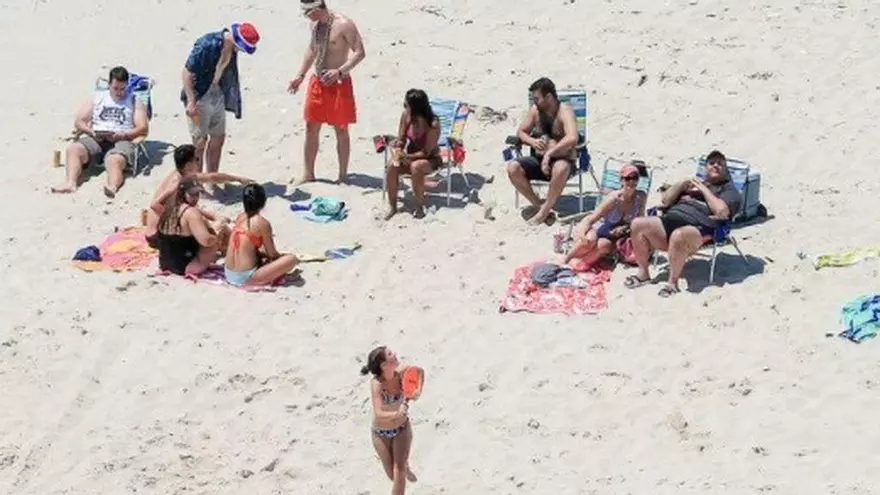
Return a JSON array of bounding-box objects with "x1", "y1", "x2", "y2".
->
[
  {"x1": 624, "y1": 274, "x2": 651, "y2": 289},
  {"x1": 658, "y1": 284, "x2": 680, "y2": 298}
]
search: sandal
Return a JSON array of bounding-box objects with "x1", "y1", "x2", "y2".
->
[
  {"x1": 624, "y1": 274, "x2": 651, "y2": 289},
  {"x1": 658, "y1": 284, "x2": 680, "y2": 298}
]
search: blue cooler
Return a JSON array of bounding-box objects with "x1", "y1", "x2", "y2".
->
[{"x1": 740, "y1": 170, "x2": 762, "y2": 221}]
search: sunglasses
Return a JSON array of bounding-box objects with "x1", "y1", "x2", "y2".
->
[
  {"x1": 621, "y1": 175, "x2": 639, "y2": 181},
  {"x1": 707, "y1": 159, "x2": 725, "y2": 167}
]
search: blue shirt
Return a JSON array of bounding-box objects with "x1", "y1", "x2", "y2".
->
[{"x1": 180, "y1": 30, "x2": 243, "y2": 119}]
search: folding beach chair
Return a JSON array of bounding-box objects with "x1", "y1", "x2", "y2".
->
[
  {"x1": 506, "y1": 88, "x2": 599, "y2": 213},
  {"x1": 650, "y1": 156, "x2": 750, "y2": 283},
  {"x1": 597, "y1": 157, "x2": 653, "y2": 202},
  {"x1": 71, "y1": 73, "x2": 155, "y2": 176},
  {"x1": 377, "y1": 98, "x2": 473, "y2": 206},
  {"x1": 556, "y1": 157, "x2": 653, "y2": 252}
]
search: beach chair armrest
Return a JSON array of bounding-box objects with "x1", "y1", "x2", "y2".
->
[
  {"x1": 712, "y1": 220, "x2": 732, "y2": 244},
  {"x1": 647, "y1": 206, "x2": 667, "y2": 217}
]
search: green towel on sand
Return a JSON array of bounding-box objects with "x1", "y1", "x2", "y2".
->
[{"x1": 814, "y1": 249, "x2": 880, "y2": 270}]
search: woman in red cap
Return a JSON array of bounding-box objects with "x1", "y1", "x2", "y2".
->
[{"x1": 559, "y1": 161, "x2": 647, "y2": 266}]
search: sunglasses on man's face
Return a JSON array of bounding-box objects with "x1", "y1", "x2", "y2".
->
[
  {"x1": 707, "y1": 159, "x2": 725, "y2": 167},
  {"x1": 621, "y1": 175, "x2": 639, "y2": 181}
]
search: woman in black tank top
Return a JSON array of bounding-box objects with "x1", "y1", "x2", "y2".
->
[{"x1": 156, "y1": 179, "x2": 220, "y2": 275}]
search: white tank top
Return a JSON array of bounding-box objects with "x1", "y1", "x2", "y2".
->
[{"x1": 92, "y1": 90, "x2": 135, "y2": 132}]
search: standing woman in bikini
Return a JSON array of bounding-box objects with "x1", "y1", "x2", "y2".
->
[
  {"x1": 384, "y1": 89, "x2": 443, "y2": 220},
  {"x1": 361, "y1": 346, "x2": 418, "y2": 495},
  {"x1": 224, "y1": 183, "x2": 299, "y2": 287}
]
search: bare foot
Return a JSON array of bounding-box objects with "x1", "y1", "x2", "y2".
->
[
  {"x1": 336, "y1": 174, "x2": 349, "y2": 184},
  {"x1": 383, "y1": 207, "x2": 397, "y2": 220},
  {"x1": 527, "y1": 209, "x2": 551, "y2": 226},
  {"x1": 406, "y1": 466, "x2": 418, "y2": 483},
  {"x1": 51, "y1": 183, "x2": 76, "y2": 194},
  {"x1": 103, "y1": 185, "x2": 117, "y2": 198},
  {"x1": 290, "y1": 174, "x2": 316, "y2": 186}
]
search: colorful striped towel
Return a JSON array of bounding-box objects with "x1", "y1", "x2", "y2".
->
[
  {"x1": 71, "y1": 227, "x2": 157, "y2": 272},
  {"x1": 839, "y1": 295, "x2": 880, "y2": 343}
]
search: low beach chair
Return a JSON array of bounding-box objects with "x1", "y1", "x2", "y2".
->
[
  {"x1": 376, "y1": 98, "x2": 472, "y2": 206},
  {"x1": 506, "y1": 88, "x2": 599, "y2": 213},
  {"x1": 650, "y1": 156, "x2": 750, "y2": 283},
  {"x1": 557, "y1": 157, "x2": 653, "y2": 252},
  {"x1": 70, "y1": 72, "x2": 155, "y2": 176}
]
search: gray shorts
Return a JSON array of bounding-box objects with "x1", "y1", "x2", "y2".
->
[
  {"x1": 79, "y1": 135, "x2": 135, "y2": 169},
  {"x1": 188, "y1": 86, "x2": 226, "y2": 139}
]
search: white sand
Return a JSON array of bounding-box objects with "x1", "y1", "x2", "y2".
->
[{"x1": 3, "y1": 0, "x2": 880, "y2": 492}]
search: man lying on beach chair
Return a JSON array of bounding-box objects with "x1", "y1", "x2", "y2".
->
[
  {"x1": 624, "y1": 150, "x2": 742, "y2": 297},
  {"x1": 51, "y1": 66, "x2": 149, "y2": 197},
  {"x1": 506, "y1": 77, "x2": 579, "y2": 225}
]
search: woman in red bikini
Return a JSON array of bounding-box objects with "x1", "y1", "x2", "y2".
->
[
  {"x1": 223, "y1": 183, "x2": 299, "y2": 287},
  {"x1": 384, "y1": 89, "x2": 443, "y2": 220},
  {"x1": 361, "y1": 346, "x2": 418, "y2": 494}
]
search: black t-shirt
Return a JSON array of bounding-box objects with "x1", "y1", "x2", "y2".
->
[{"x1": 664, "y1": 180, "x2": 743, "y2": 231}]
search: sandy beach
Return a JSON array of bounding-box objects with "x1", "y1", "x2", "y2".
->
[{"x1": 3, "y1": 0, "x2": 880, "y2": 493}]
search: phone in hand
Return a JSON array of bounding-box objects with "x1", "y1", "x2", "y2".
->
[{"x1": 94, "y1": 130, "x2": 115, "y2": 141}]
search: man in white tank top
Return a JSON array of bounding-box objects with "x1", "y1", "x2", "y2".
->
[{"x1": 51, "y1": 66, "x2": 149, "y2": 197}]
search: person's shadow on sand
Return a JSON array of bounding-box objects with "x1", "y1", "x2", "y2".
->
[
  {"x1": 213, "y1": 181, "x2": 311, "y2": 205},
  {"x1": 672, "y1": 253, "x2": 767, "y2": 293}
]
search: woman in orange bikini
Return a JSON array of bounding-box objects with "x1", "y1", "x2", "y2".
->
[
  {"x1": 385, "y1": 89, "x2": 443, "y2": 220},
  {"x1": 361, "y1": 346, "x2": 418, "y2": 495},
  {"x1": 223, "y1": 183, "x2": 299, "y2": 287}
]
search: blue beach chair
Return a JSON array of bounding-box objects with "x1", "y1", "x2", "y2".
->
[
  {"x1": 505, "y1": 88, "x2": 599, "y2": 213},
  {"x1": 377, "y1": 98, "x2": 473, "y2": 206},
  {"x1": 558, "y1": 157, "x2": 653, "y2": 252},
  {"x1": 651, "y1": 156, "x2": 750, "y2": 283}
]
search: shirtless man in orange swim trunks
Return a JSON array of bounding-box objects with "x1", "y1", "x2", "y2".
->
[{"x1": 288, "y1": 0, "x2": 366, "y2": 185}]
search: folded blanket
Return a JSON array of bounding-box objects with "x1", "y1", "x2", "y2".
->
[
  {"x1": 71, "y1": 227, "x2": 157, "y2": 272},
  {"x1": 291, "y1": 197, "x2": 348, "y2": 223},
  {"x1": 839, "y1": 294, "x2": 880, "y2": 343},
  {"x1": 499, "y1": 261, "x2": 611, "y2": 315}
]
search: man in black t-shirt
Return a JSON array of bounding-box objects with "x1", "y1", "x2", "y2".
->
[{"x1": 624, "y1": 150, "x2": 743, "y2": 297}]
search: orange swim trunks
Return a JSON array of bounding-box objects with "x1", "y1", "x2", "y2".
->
[{"x1": 303, "y1": 75, "x2": 357, "y2": 127}]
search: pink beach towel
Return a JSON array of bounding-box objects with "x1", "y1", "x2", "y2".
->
[
  {"x1": 72, "y1": 227, "x2": 157, "y2": 272},
  {"x1": 499, "y1": 262, "x2": 611, "y2": 315},
  {"x1": 149, "y1": 265, "x2": 301, "y2": 292}
]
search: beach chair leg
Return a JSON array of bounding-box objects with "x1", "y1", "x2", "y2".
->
[
  {"x1": 446, "y1": 162, "x2": 452, "y2": 206},
  {"x1": 577, "y1": 170, "x2": 584, "y2": 212},
  {"x1": 729, "y1": 236, "x2": 748, "y2": 264},
  {"x1": 589, "y1": 166, "x2": 600, "y2": 191},
  {"x1": 709, "y1": 244, "x2": 718, "y2": 284},
  {"x1": 459, "y1": 165, "x2": 471, "y2": 189}
]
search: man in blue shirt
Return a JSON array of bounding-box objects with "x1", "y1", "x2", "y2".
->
[{"x1": 181, "y1": 23, "x2": 259, "y2": 186}]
